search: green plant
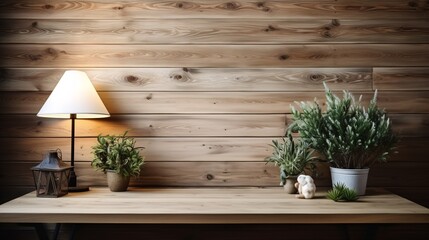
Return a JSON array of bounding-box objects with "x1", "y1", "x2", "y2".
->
[
  {"x1": 91, "y1": 131, "x2": 144, "y2": 177},
  {"x1": 327, "y1": 183, "x2": 359, "y2": 202},
  {"x1": 289, "y1": 83, "x2": 397, "y2": 169},
  {"x1": 265, "y1": 134, "x2": 317, "y2": 185}
]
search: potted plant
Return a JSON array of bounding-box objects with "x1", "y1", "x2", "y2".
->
[
  {"x1": 265, "y1": 134, "x2": 317, "y2": 194},
  {"x1": 289, "y1": 83, "x2": 397, "y2": 195},
  {"x1": 91, "y1": 131, "x2": 144, "y2": 192}
]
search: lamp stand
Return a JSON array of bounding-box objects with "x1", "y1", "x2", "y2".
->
[{"x1": 68, "y1": 114, "x2": 89, "y2": 192}]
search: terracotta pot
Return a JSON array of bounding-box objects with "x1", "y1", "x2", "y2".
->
[
  {"x1": 283, "y1": 176, "x2": 298, "y2": 194},
  {"x1": 106, "y1": 170, "x2": 130, "y2": 192}
]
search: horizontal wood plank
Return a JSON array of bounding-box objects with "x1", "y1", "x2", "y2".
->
[
  {"x1": 0, "y1": 0, "x2": 427, "y2": 19},
  {"x1": 1, "y1": 44, "x2": 428, "y2": 68},
  {"x1": 1, "y1": 161, "x2": 428, "y2": 188},
  {"x1": 0, "y1": 137, "x2": 426, "y2": 163},
  {"x1": 0, "y1": 114, "x2": 287, "y2": 138},
  {"x1": 0, "y1": 162, "x2": 280, "y2": 187},
  {"x1": 0, "y1": 137, "x2": 274, "y2": 162},
  {"x1": 374, "y1": 67, "x2": 429, "y2": 90},
  {"x1": 0, "y1": 113, "x2": 427, "y2": 138},
  {"x1": 376, "y1": 91, "x2": 429, "y2": 114},
  {"x1": 0, "y1": 67, "x2": 373, "y2": 92},
  {"x1": 1, "y1": 19, "x2": 428, "y2": 44},
  {"x1": 0, "y1": 91, "x2": 427, "y2": 114}
]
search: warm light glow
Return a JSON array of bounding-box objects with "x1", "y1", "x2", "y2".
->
[{"x1": 37, "y1": 70, "x2": 110, "y2": 119}]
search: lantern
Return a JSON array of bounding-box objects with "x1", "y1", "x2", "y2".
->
[{"x1": 31, "y1": 149, "x2": 73, "y2": 197}]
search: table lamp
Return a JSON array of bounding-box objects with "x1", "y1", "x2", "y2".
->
[{"x1": 37, "y1": 70, "x2": 110, "y2": 192}]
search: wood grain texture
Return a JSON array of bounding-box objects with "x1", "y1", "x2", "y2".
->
[
  {"x1": 0, "y1": 162, "x2": 280, "y2": 187},
  {"x1": 1, "y1": 113, "x2": 427, "y2": 138},
  {"x1": 1, "y1": 44, "x2": 429, "y2": 68},
  {"x1": 1, "y1": 187, "x2": 429, "y2": 224},
  {"x1": 0, "y1": 137, "x2": 426, "y2": 163},
  {"x1": 0, "y1": 137, "x2": 274, "y2": 162},
  {"x1": 2, "y1": 161, "x2": 429, "y2": 188},
  {"x1": 376, "y1": 91, "x2": 429, "y2": 113},
  {"x1": 0, "y1": 0, "x2": 428, "y2": 214},
  {"x1": 374, "y1": 67, "x2": 429, "y2": 90},
  {"x1": 0, "y1": 114, "x2": 287, "y2": 138},
  {"x1": 0, "y1": 0, "x2": 427, "y2": 19},
  {"x1": 1, "y1": 19, "x2": 428, "y2": 44},
  {"x1": 0, "y1": 67, "x2": 373, "y2": 92},
  {"x1": 0, "y1": 91, "x2": 427, "y2": 114}
]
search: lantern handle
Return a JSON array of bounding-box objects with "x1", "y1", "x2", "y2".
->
[{"x1": 56, "y1": 148, "x2": 62, "y2": 160}]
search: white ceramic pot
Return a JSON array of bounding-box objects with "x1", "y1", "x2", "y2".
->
[{"x1": 330, "y1": 167, "x2": 369, "y2": 195}]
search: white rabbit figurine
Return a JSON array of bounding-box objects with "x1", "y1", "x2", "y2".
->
[{"x1": 294, "y1": 174, "x2": 316, "y2": 199}]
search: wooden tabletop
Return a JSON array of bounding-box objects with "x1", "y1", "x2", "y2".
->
[{"x1": 0, "y1": 187, "x2": 428, "y2": 224}]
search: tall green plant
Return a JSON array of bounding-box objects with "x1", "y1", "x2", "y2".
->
[
  {"x1": 289, "y1": 83, "x2": 396, "y2": 169},
  {"x1": 265, "y1": 134, "x2": 317, "y2": 185},
  {"x1": 91, "y1": 132, "x2": 144, "y2": 177}
]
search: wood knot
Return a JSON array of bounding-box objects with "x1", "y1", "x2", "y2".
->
[
  {"x1": 45, "y1": 48, "x2": 58, "y2": 56},
  {"x1": 113, "y1": 5, "x2": 124, "y2": 10},
  {"x1": 170, "y1": 68, "x2": 191, "y2": 82},
  {"x1": 206, "y1": 174, "x2": 214, "y2": 180},
  {"x1": 31, "y1": 22, "x2": 38, "y2": 28},
  {"x1": 126, "y1": 75, "x2": 139, "y2": 83},
  {"x1": 173, "y1": 74, "x2": 183, "y2": 80},
  {"x1": 175, "y1": 2, "x2": 193, "y2": 9},
  {"x1": 28, "y1": 54, "x2": 42, "y2": 61},
  {"x1": 322, "y1": 31, "x2": 332, "y2": 38},
  {"x1": 331, "y1": 19, "x2": 340, "y2": 26},
  {"x1": 265, "y1": 25, "x2": 277, "y2": 32},
  {"x1": 256, "y1": 1, "x2": 271, "y2": 11},
  {"x1": 146, "y1": 93, "x2": 153, "y2": 100},
  {"x1": 310, "y1": 74, "x2": 322, "y2": 81},
  {"x1": 224, "y1": 2, "x2": 239, "y2": 10},
  {"x1": 43, "y1": 4, "x2": 54, "y2": 9},
  {"x1": 279, "y1": 55, "x2": 289, "y2": 60}
]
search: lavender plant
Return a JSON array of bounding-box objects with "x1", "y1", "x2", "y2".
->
[
  {"x1": 265, "y1": 134, "x2": 317, "y2": 185},
  {"x1": 289, "y1": 83, "x2": 397, "y2": 169}
]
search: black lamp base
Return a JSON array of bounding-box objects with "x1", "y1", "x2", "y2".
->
[
  {"x1": 68, "y1": 186, "x2": 90, "y2": 192},
  {"x1": 68, "y1": 168, "x2": 89, "y2": 192}
]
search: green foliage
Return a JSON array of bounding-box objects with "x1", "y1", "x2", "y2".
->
[
  {"x1": 327, "y1": 183, "x2": 359, "y2": 202},
  {"x1": 91, "y1": 131, "x2": 144, "y2": 177},
  {"x1": 265, "y1": 134, "x2": 317, "y2": 185},
  {"x1": 289, "y1": 83, "x2": 397, "y2": 169}
]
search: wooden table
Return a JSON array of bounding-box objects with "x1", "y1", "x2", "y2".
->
[{"x1": 1, "y1": 187, "x2": 428, "y2": 224}]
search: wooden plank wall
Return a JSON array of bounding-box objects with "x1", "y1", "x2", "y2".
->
[{"x1": 0, "y1": 0, "x2": 428, "y2": 209}]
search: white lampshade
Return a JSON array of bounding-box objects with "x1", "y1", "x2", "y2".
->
[{"x1": 37, "y1": 70, "x2": 110, "y2": 118}]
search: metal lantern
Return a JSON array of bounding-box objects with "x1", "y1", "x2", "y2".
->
[{"x1": 31, "y1": 149, "x2": 73, "y2": 198}]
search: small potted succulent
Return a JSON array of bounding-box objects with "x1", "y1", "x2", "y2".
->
[
  {"x1": 265, "y1": 134, "x2": 317, "y2": 194},
  {"x1": 289, "y1": 83, "x2": 397, "y2": 195},
  {"x1": 91, "y1": 131, "x2": 144, "y2": 192}
]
